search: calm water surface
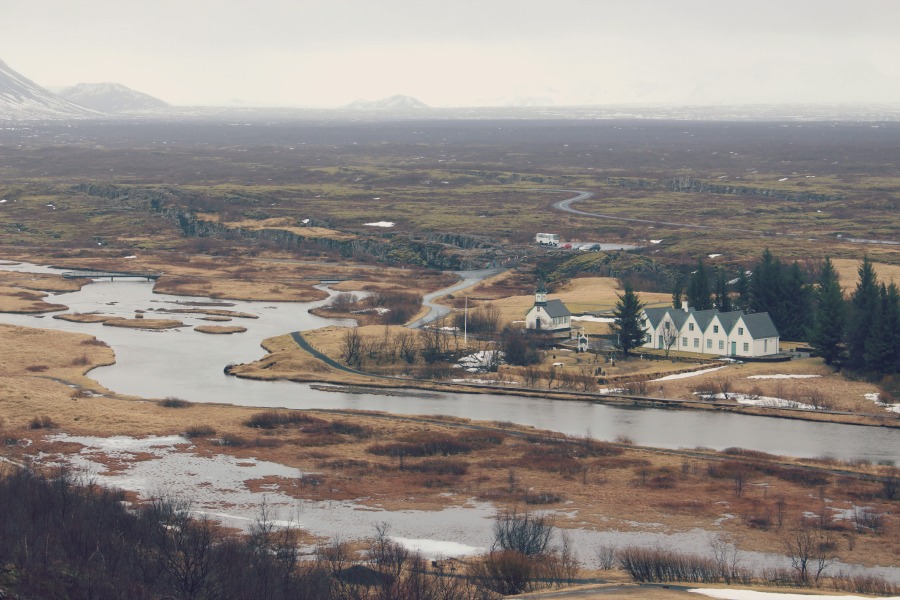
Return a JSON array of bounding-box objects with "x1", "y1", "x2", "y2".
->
[{"x1": 0, "y1": 262, "x2": 897, "y2": 463}]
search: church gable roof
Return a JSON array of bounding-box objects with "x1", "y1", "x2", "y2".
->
[{"x1": 543, "y1": 299, "x2": 571, "y2": 318}]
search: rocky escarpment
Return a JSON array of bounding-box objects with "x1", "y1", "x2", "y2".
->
[
  {"x1": 664, "y1": 176, "x2": 841, "y2": 202},
  {"x1": 69, "y1": 184, "x2": 494, "y2": 269}
]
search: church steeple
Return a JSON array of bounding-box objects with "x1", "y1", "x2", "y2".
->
[{"x1": 534, "y1": 282, "x2": 548, "y2": 306}]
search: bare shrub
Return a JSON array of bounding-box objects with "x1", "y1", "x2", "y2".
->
[
  {"x1": 217, "y1": 433, "x2": 248, "y2": 447},
  {"x1": 596, "y1": 544, "x2": 617, "y2": 570},
  {"x1": 184, "y1": 425, "x2": 216, "y2": 438},
  {"x1": 71, "y1": 354, "x2": 91, "y2": 366},
  {"x1": 25, "y1": 365, "x2": 49, "y2": 373},
  {"x1": 29, "y1": 415, "x2": 56, "y2": 429},
  {"x1": 852, "y1": 506, "x2": 885, "y2": 534},
  {"x1": 158, "y1": 397, "x2": 192, "y2": 408},
  {"x1": 244, "y1": 410, "x2": 321, "y2": 429},
  {"x1": 367, "y1": 433, "x2": 474, "y2": 458},
  {"x1": 492, "y1": 507, "x2": 553, "y2": 557}
]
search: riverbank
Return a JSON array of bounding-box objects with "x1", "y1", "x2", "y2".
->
[{"x1": 1, "y1": 321, "x2": 897, "y2": 580}]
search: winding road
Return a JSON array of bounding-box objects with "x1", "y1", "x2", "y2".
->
[
  {"x1": 549, "y1": 189, "x2": 771, "y2": 235},
  {"x1": 406, "y1": 266, "x2": 505, "y2": 329}
]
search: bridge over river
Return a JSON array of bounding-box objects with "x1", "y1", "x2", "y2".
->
[{"x1": 61, "y1": 269, "x2": 162, "y2": 281}]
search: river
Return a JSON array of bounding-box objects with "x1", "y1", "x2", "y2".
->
[{"x1": 0, "y1": 261, "x2": 897, "y2": 464}]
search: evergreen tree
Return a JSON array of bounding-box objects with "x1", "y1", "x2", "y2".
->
[
  {"x1": 686, "y1": 258, "x2": 712, "y2": 310},
  {"x1": 714, "y1": 269, "x2": 732, "y2": 313},
  {"x1": 781, "y1": 262, "x2": 812, "y2": 340},
  {"x1": 846, "y1": 257, "x2": 879, "y2": 371},
  {"x1": 750, "y1": 248, "x2": 784, "y2": 317},
  {"x1": 672, "y1": 280, "x2": 683, "y2": 310},
  {"x1": 611, "y1": 282, "x2": 646, "y2": 357},
  {"x1": 808, "y1": 257, "x2": 846, "y2": 366},
  {"x1": 735, "y1": 269, "x2": 751, "y2": 312},
  {"x1": 864, "y1": 282, "x2": 900, "y2": 374}
]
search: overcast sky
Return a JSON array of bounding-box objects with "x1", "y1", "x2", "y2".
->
[{"x1": 2, "y1": 0, "x2": 899, "y2": 107}]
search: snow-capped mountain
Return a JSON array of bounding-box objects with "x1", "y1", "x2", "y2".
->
[
  {"x1": 59, "y1": 82, "x2": 169, "y2": 113},
  {"x1": 344, "y1": 95, "x2": 429, "y2": 110},
  {"x1": 0, "y1": 59, "x2": 98, "y2": 120}
]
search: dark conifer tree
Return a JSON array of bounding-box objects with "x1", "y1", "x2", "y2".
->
[
  {"x1": 672, "y1": 280, "x2": 683, "y2": 309},
  {"x1": 714, "y1": 269, "x2": 732, "y2": 313},
  {"x1": 846, "y1": 257, "x2": 879, "y2": 371},
  {"x1": 686, "y1": 258, "x2": 712, "y2": 310},
  {"x1": 735, "y1": 269, "x2": 751, "y2": 312},
  {"x1": 611, "y1": 282, "x2": 646, "y2": 357},
  {"x1": 808, "y1": 257, "x2": 846, "y2": 366}
]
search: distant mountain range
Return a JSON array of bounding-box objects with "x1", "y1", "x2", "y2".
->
[
  {"x1": 344, "y1": 95, "x2": 429, "y2": 110},
  {"x1": 58, "y1": 82, "x2": 169, "y2": 113},
  {"x1": 0, "y1": 59, "x2": 168, "y2": 120},
  {"x1": 0, "y1": 59, "x2": 98, "y2": 120}
]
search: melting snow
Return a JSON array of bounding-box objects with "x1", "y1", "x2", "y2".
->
[
  {"x1": 746, "y1": 374, "x2": 821, "y2": 380},
  {"x1": 690, "y1": 590, "x2": 891, "y2": 600},
  {"x1": 392, "y1": 537, "x2": 485, "y2": 559},
  {"x1": 708, "y1": 253, "x2": 722, "y2": 258},
  {"x1": 572, "y1": 315, "x2": 615, "y2": 323},
  {"x1": 650, "y1": 239, "x2": 663, "y2": 244},
  {"x1": 866, "y1": 392, "x2": 900, "y2": 413},
  {"x1": 364, "y1": 221, "x2": 394, "y2": 227},
  {"x1": 694, "y1": 393, "x2": 816, "y2": 410},
  {"x1": 651, "y1": 365, "x2": 727, "y2": 381}
]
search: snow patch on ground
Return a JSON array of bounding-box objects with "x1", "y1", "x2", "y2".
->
[
  {"x1": 866, "y1": 391, "x2": 900, "y2": 413},
  {"x1": 746, "y1": 374, "x2": 821, "y2": 380},
  {"x1": 708, "y1": 253, "x2": 723, "y2": 258},
  {"x1": 449, "y1": 378, "x2": 517, "y2": 385},
  {"x1": 457, "y1": 350, "x2": 502, "y2": 370},
  {"x1": 650, "y1": 239, "x2": 663, "y2": 244},
  {"x1": 572, "y1": 315, "x2": 615, "y2": 323},
  {"x1": 364, "y1": 221, "x2": 394, "y2": 227},
  {"x1": 651, "y1": 365, "x2": 727, "y2": 381},
  {"x1": 391, "y1": 537, "x2": 485, "y2": 559},
  {"x1": 690, "y1": 589, "x2": 894, "y2": 600},
  {"x1": 694, "y1": 393, "x2": 816, "y2": 410}
]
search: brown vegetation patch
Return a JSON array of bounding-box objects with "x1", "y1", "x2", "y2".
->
[
  {"x1": 194, "y1": 325, "x2": 247, "y2": 334},
  {"x1": 103, "y1": 318, "x2": 186, "y2": 330}
]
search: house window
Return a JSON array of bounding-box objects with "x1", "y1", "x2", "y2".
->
[
  {"x1": 738, "y1": 327, "x2": 744, "y2": 335},
  {"x1": 743, "y1": 342, "x2": 749, "y2": 352},
  {"x1": 682, "y1": 337, "x2": 688, "y2": 346},
  {"x1": 713, "y1": 325, "x2": 719, "y2": 333},
  {"x1": 689, "y1": 323, "x2": 695, "y2": 331},
  {"x1": 718, "y1": 340, "x2": 724, "y2": 350},
  {"x1": 707, "y1": 339, "x2": 712, "y2": 349},
  {"x1": 693, "y1": 338, "x2": 699, "y2": 348}
]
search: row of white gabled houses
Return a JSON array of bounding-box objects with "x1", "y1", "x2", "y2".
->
[
  {"x1": 640, "y1": 302, "x2": 780, "y2": 358},
  {"x1": 521, "y1": 285, "x2": 781, "y2": 358}
]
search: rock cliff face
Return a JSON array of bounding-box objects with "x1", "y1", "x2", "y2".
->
[
  {"x1": 70, "y1": 185, "x2": 487, "y2": 269},
  {"x1": 664, "y1": 177, "x2": 840, "y2": 202}
]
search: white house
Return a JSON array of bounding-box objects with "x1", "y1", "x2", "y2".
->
[
  {"x1": 524, "y1": 283, "x2": 572, "y2": 336},
  {"x1": 640, "y1": 302, "x2": 779, "y2": 358}
]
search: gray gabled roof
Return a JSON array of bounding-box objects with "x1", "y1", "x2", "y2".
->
[
  {"x1": 741, "y1": 312, "x2": 779, "y2": 339},
  {"x1": 543, "y1": 298, "x2": 571, "y2": 318},
  {"x1": 715, "y1": 310, "x2": 744, "y2": 333},
  {"x1": 642, "y1": 307, "x2": 670, "y2": 329},
  {"x1": 690, "y1": 309, "x2": 719, "y2": 332}
]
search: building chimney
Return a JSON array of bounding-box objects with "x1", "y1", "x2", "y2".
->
[{"x1": 682, "y1": 300, "x2": 689, "y2": 312}]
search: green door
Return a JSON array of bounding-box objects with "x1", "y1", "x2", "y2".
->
[{"x1": 730, "y1": 341, "x2": 736, "y2": 356}]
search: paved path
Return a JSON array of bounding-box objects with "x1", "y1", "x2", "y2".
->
[
  {"x1": 549, "y1": 189, "x2": 770, "y2": 235},
  {"x1": 406, "y1": 266, "x2": 505, "y2": 329}
]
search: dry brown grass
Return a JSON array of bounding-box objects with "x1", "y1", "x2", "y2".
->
[
  {"x1": 194, "y1": 325, "x2": 247, "y2": 334},
  {"x1": 103, "y1": 318, "x2": 186, "y2": 330},
  {"x1": 0, "y1": 321, "x2": 896, "y2": 574},
  {"x1": 832, "y1": 258, "x2": 900, "y2": 294},
  {"x1": 0, "y1": 285, "x2": 68, "y2": 313}
]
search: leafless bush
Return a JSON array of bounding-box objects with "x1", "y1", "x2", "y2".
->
[
  {"x1": 184, "y1": 425, "x2": 216, "y2": 438},
  {"x1": 71, "y1": 354, "x2": 91, "y2": 366},
  {"x1": 159, "y1": 397, "x2": 192, "y2": 408},
  {"x1": 853, "y1": 506, "x2": 885, "y2": 534},
  {"x1": 492, "y1": 507, "x2": 553, "y2": 557},
  {"x1": 244, "y1": 410, "x2": 320, "y2": 429},
  {"x1": 829, "y1": 571, "x2": 898, "y2": 595},
  {"x1": 29, "y1": 415, "x2": 56, "y2": 429},
  {"x1": 596, "y1": 544, "x2": 617, "y2": 570},
  {"x1": 25, "y1": 365, "x2": 49, "y2": 372}
]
